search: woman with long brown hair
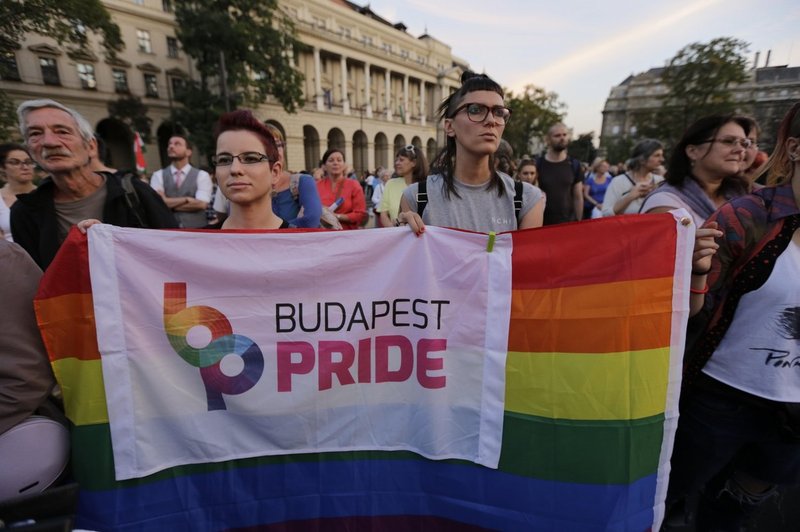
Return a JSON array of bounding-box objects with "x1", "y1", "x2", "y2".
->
[{"x1": 664, "y1": 102, "x2": 800, "y2": 530}]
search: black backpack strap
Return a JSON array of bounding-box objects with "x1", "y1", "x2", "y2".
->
[
  {"x1": 416, "y1": 179, "x2": 428, "y2": 216},
  {"x1": 120, "y1": 173, "x2": 149, "y2": 228},
  {"x1": 514, "y1": 180, "x2": 524, "y2": 220}
]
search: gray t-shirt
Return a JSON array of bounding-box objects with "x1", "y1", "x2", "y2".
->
[
  {"x1": 402, "y1": 173, "x2": 543, "y2": 232},
  {"x1": 55, "y1": 179, "x2": 108, "y2": 243}
]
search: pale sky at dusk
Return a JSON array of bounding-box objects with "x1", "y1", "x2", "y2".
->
[{"x1": 366, "y1": 0, "x2": 800, "y2": 137}]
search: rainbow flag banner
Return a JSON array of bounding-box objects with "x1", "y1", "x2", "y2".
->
[{"x1": 35, "y1": 213, "x2": 693, "y2": 531}]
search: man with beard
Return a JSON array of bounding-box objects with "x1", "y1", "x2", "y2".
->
[
  {"x1": 10, "y1": 99, "x2": 177, "y2": 270},
  {"x1": 536, "y1": 123, "x2": 584, "y2": 225},
  {"x1": 149, "y1": 134, "x2": 212, "y2": 228}
]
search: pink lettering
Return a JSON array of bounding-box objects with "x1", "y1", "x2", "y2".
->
[{"x1": 318, "y1": 341, "x2": 356, "y2": 390}]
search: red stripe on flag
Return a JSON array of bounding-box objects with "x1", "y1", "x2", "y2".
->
[{"x1": 511, "y1": 214, "x2": 678, "y2": 289}]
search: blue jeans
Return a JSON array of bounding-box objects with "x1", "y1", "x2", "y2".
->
[{"x1": 664, "y1": 375, "x2": 800, "y2": 530}]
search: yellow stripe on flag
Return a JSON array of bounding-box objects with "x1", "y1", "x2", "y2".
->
[
  {"x1": 52, "y1": 358, "x2": 108, "y2": 425},
  {"x1": 505, "y1": 347, "x2": 670, "y2": 421}
]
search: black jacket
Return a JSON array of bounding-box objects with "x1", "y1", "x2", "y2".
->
[{"x1": 10, "y1": 172, "x2": 178, "y2": 270}]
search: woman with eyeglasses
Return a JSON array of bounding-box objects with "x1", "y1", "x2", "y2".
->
[
  {"x1": 662, "y1": 102, "x2": 800, "y2": 531},
  {"x1": 0, "y1": 143, "x2": 36, "y2": 242},
  {"x1": 640, "y1": 114, "x2": 753, "y2": 226},
  {"x1": 397, "y1": 71, "x2": 544, "y2": 234},
  {"x1": 316, "y1": 148, "x2": 367, "y2": 230},
  {"x1": 263, "y1": 124, "x2": 322, "y2": 228},
  {"x1": 601, "y1": 139, "x2": 664, "y2": 217},
  {"x1": 208, "y1": 110, "x2": 288, "y2": 230},
  {"x1": 377, "y1": 144, "x2": 428, "y2": 229}
]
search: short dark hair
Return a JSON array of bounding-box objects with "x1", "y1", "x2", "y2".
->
[
  {"x1": 320, "y1": 147, "x2": 345, "y2": 166},
  {"x1": 0, "y1": 143, "x2": 30, "y2": 167},
  {"x1": 213, "y1": 110, "x2": 279, "y2": 164}
]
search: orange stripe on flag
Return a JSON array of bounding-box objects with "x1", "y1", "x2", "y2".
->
[
  {"x1": 36, "y1": 293, "x2": 100, "y2": 362},
  {"x1": 508, "y1": 277, "x2": 674, "y2": 353}
]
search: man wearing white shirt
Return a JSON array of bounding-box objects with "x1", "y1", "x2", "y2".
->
[{"x1": 150, "y1": 134, "x2": 212, "y2": 228}]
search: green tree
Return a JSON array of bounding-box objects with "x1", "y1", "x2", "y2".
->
[
  {"x1": 108, "y1": 95, "x2": 153, "y2": 144},
  {"x1": 568, "y1": 132, "x2": 597, "y2": 164},
  {"x1": 172, "y1": 0, "x2": 305, "y2": 159},
  {"x1": 504, "y1": 85, "x2": 565, "y2": 158},
  {"x1": 1, "y1": 0, "x2": 123, "y2": 136},
  {"x1": 631, "y1": 37, "x2": 749, "y2": 150}
]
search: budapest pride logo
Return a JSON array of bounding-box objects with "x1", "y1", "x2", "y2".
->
[{"x1": 163, "y1": 282, "x2": 264, "y2": 411}]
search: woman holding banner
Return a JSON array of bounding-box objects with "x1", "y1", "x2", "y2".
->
[
  {"x1": 397, "y1": 71, "x2": 544, "y2": 234},
  {"x1": 664, "y1": 103, "x2": 800, "y2": 530}
]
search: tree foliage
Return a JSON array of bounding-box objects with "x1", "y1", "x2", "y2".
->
[
  {"x1": 172, "y1": 0, "x2": 305, "y2": 156},
  {"x1": 504, "y1": 85, "x2": 565, "y2": 158},
  {"x1": 568, "y1": 132, "x2": 597, "y2": 164},
  {"x1": 170, "y1": 84, "x2": 227, "y2": 162},
  {"x1": 108, "y1": 95, "x2": 153, "y2": 143},
  {"x1": 631, "y1": 37, "x2": 749, "y2": 150},
  {"x1": 1, "y1": 0, "x2": 123, "y2": 138}
]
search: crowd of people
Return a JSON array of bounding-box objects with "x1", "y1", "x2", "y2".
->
[{"x1": 1, "y1": 70, "x2": 799, "y2": 531}]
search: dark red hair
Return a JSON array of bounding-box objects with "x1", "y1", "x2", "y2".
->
[{"x1": 213, "y1": 110, "x2": 279, "y2": 164}]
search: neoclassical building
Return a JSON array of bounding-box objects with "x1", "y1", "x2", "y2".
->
[
  {"x1": 600, "y1": 63, "x2": 800, "y2": 153},
  {"x1": 1, "y1": 0, "x2": 467, "y2": 174}
]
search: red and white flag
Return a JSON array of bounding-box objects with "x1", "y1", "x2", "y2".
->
[{"x1": 133, "y1": 132, "x2": 146, "y2": 173}]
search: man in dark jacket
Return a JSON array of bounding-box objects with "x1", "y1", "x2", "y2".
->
[{"x1": 10, "y1": 99, "x2": 177, "y2": 270}]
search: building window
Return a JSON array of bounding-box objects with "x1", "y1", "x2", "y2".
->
[
  {"x1": 137, "y1": 30, "x2": 152, "y2": 53},
  {"x1": 0, "y1": 51, "x2": 21, "y2": 81},
  {"x1": 39, "y1": 57, "x2": 60, "y2": 85},
  {"x1": 144, "y1": 73, "x2": 159, "y2": 98},
  {"x1": 167, "y1": 37, "x2": 179, "y2": 58},
  {"x1": 112, "y1": 69, "x2": 129, "y2": 93},
  {"x1": 400, "y1": 49, "x2": 409, "y2": 59},
  {"x1": 341, "y1": 28, "x2": 351, "y2": 39},
  {"x1": 323, "y1": 89, "x2": 332, "y2": 109},
  {"x1": 76, "y1": 63, "x2": 96, "y2": 89},
  {"x1": 362, "y1": 36, "x2": 373, "y2": 47},
  {"x1": 162, "y1": 0, "x2": 173, "y2": 12},
  {"x1": 133, "y1": 0, "x2": 144, "y2": 5},
  {"x1": 382, "y1": 43, "x2": 392, "y2": 54},
  {"x1": 170, "y1": 76, "x2": 186, "y2": 97}
]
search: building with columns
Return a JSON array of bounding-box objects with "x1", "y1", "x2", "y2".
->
[
  {"x1": 600, "y1": 63, "x2": 800, "y2": 154},
  {"x1": 1, "y1": 0, "x2": 467, "y2": 175}
]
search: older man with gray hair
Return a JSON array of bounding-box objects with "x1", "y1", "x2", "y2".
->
[{"x1": 10, "y1": 99, "x2": 176, "y2": 269}]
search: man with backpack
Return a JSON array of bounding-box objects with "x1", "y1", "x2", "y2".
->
[
  {"x1": 10, "y1": 99, "x2": 177, "y2": 270},
  {"x1": 536, "y1": 123, "x2": 584, "y2": 225}
]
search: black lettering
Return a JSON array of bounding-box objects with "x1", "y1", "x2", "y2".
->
[
  {"x1": 299, "y1": 302, "x2": 321, "y2": 332},
  {"x1": 324, "y1": 302, "x2": 346, "y2": 331},
  {"x1": 430, "y1": 300, "x2": 450, "y2": 330},
  {"x1": 347, "y1": 301, "x2": 369, "y2": 332},
  {"x1": 393, "y1": 298, "x2": 411, "y2": 327},
  {"x1": 275, "y1": 303, "x2": 296, "y2": 333},
  {"x1": 412, "y1": 299, "x2": 428, "y2": 329},
  {"x1": 371, "y1": 300, "x2": 390, "y2": 329}
]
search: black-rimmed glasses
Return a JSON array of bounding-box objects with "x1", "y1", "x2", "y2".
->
[
  {"x1": 212, "y1": 152, "x2": 272, "y2": 166},
  {"x1": 451, "y1": 103, "x2": 512, "y2": 125}
]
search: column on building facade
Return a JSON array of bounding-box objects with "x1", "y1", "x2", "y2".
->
[
  {"x1": 403, "y1": 74, "x2": 409, "y2": 124},
  {"x1": 385, "y1": 69, "x2": 392, "y2": 121},
  {"x1": 364, "y1": 62, "x2": 373, "y2": 119},
  {"x1": 313, "y1": 47, "x2": 323, "y2": 111},
  {"x1": 419, "y1": 80, "x2": 426, "y2": 127},
  {"x1": 340, "y1": 55, "x2": 350, "y2": 115}
]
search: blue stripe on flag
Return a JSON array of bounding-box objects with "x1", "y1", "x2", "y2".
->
[{"x1": 77, "y1": 459, "x2": 656, "y2": 531}]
